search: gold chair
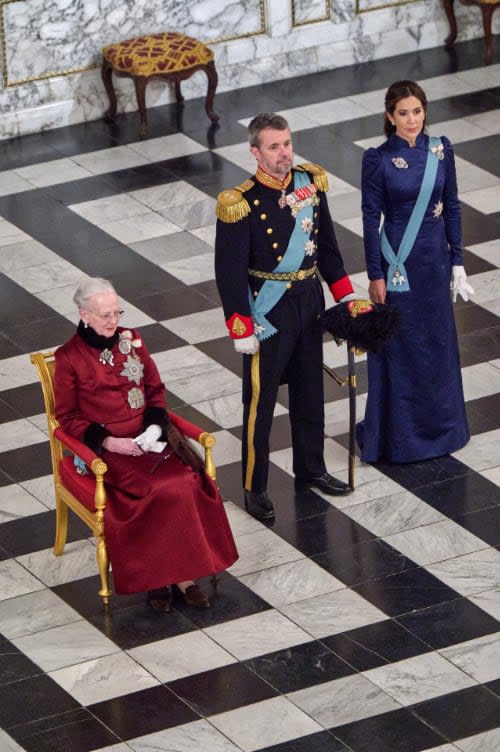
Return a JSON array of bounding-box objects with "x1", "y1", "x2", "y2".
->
[{"x1": 30, "y1": 350, "x2": 217, "y2": 607}]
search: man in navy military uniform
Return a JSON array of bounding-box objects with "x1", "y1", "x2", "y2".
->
[{"x1": 215, "y1": 113, "x2": 355, "y2": 520}]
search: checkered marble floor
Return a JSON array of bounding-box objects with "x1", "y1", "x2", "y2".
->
[{"x1": 0, "y1": 37, "x2": 499, "y2": 752}]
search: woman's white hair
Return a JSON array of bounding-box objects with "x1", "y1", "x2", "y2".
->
[{"x1": 73, "y1": 278, "x2": 117, "y2": 309}]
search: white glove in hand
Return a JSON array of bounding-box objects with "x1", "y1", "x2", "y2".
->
[
  {"x1": 339, "y1": 292, "x2": 362, "y2": 303},
  {"x1": 451, "y1": 266, "x2": 475, "y2": 303},
  {"x1": 234, "y1": 334, "x2": 259, "y2": 355},
  {"x1": 134, "y1": 424, "x2": 162, "y2": 453}
]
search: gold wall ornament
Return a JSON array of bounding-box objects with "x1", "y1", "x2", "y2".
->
[{"x1": 0, "y1": 0, "x2": 266, "y2": 88}]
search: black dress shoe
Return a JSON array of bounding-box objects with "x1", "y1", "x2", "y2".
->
[
  {"x1": 295, "y1": 472, "x2": 351, "y2": 496},
  {"x1": 244, "y1": 490, "x2": 275, "y2": 519},
  {"x1": 147, "y1": 585, "x2": 172, "y2": 612}
]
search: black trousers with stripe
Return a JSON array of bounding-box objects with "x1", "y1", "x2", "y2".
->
[{"x1": 242, "y1": 280, "x2": 327, "y2": 493}]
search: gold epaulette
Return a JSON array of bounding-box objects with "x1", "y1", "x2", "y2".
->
[
  {"x1": 296, "y1": 162, "x2": 329, "y2": 192},
  {"x1": 216, "y1": 179, "x2": 254, "y2": 223}
]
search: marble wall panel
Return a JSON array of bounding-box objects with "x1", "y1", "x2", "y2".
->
[
  {"x1": 292, "y1": 0, "x2": 330, "y2": 26},
  {"x1": 0, "y1": 0, "x2": 496, "y2": 139},
  {"x1": 1, "y1": 0, "x2": 265, "y2": 86}
]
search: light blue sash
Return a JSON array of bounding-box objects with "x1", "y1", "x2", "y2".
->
[
  {"x1": 381, "y1": 136, "x2": 442, "y2": 292},
  {"x1": 250, "y1": 171, "x2": 314, "y2": 340}
]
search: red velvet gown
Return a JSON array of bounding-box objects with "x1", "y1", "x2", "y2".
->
[{"x1": 54, "y1": 327, "x2": 238, "y2": 594}]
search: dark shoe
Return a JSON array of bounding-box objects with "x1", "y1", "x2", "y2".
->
[
  {"x1": 147, "y1": 586, "x2": 172, "y2": 613},
  {"x1": 244, "y1": 490, "x2": 275, "y2": 520},
  {"x1": 296, "y1": 472, "x2": 351, "y2": 496},
  {"x1": 174, "y1": 583, "x2": 210, "y2": 608}
]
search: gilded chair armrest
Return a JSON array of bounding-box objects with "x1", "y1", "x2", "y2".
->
[
  {"x1": 169, "y1": 412, "x2": 213, "y2": 445},
  {"x1": 53, "y1": 426, "x2": 107, "y2": 476}
]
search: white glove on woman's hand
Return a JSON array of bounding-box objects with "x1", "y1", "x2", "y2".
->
[
  {"x1": 451, "y1": 266, "x2": 475, "y2": 302},
  {"x1": 234, "y1": 334, "x2": 260, "y2": 355},
  {"x1": 134, "y1": 424, "x2": 162, "y2": 452}
]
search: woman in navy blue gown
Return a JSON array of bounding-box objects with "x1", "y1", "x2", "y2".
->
[{"x1": 357, "y1": 80, "x2": 473, "y2": 463}]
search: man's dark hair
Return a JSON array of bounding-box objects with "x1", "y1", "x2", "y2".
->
[{"x1": 248, "y1": 113, "x2": 289, "y2": 148}]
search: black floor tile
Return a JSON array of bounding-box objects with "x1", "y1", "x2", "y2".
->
[
  {"x1": 455, "y1": 134, "x2": 500, "y2": 177},
  {"x1": 353, "y1": 568, "x2": 460, "y2": 617},
  {"x1": 455, "y1": 506, "x2": 500, "y2": 545},
  {"x1": 0, "y1": 509, "x2": 90, "y2": 557},
  {"x1": 136, "y1": 322, "x2": 188, "y2": 353},
  {"x1": 321, "y1": 619, "x2": 430, "y2": 671},
  {"x1": 131, "y1": 287, "x2": 216, "y2": 320},
  {"x1": 275, "y1": 508, "x2": 374, "y2": 559},
  {"x1": 397, "y1": 597, "x2": 500, "y2": 649},
  {"x1": 455, "y1": 300, "x2": 500, "y2": 336},
  {"x1": 462, "y1": 247, "x2": 497, "y2": 276},
  {"x1": 89, "y1": 684, "x2": 197, "y2": 740},
  {"x1": 0, "y1": 636, "x2": 42, "y2": 686},
  {"x1": 459, "y1": 325, "x2": 500, "y2": 365},
  {"x1": 0, "y1": 442, "x2": 53, "y2": 483},
  {"x1": 333, "y1": 707, "x2": 446, "y2": 752},
  {"x1": 0, "y1": 383, "x2": 45, "y2": 420},
  {"x1": 169, "y1": 662, "x2": 278, "y2": 716},
  {"x1": 414, "y1": 472, "x2": 500, "y2": 517},
  {"x1": 8, "y1": 708, "x2": 119, "y2": 752},
  {"x1": 412, "y1": 685, "x2": 500, "y2": 741},
  {"x1": 245, "y1": 640, "x2": 354, "y2": 694},
  {"x1": 196, "y1": 336, "x2": 245, "y2": 377},
  {"x1": 0, "y1": 674, "x2": 79, "y2": 729},
  {"x1": 313, "y1": 539, "x2": 416, "y2": 587},
  {"x1": 486, "y1": 678, "x2": 500, "y2": 698},
  {"x1": 375, "y1": 455, "x2": 472, "y2": 491}
]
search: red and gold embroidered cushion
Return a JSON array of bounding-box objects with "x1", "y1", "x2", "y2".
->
[{"x1": 103, "y1": 32, "x2": 214, "y2": 76}]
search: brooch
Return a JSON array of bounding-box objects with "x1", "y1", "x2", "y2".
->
[
  {"x1": 127, "y1": 387, "x2": 145, "y2": 409},
  {"x1": 304, "y1": 240, "x2": 316, "y2": 256},
  {"x1": 301, "y1": 217, "x2": 313, "y2": 233},
  {"x1": 431, "y1": 143, "x2": 444, "y2": 160},
  {"x1": 99, "y1": 348, "x2": 114, "y2": 366},
  {"x1": 392, "y1": 157, "x2": 408, "y2": 169},
  {"x1": 433, "y1": 201, "x2": 443, "y2": 218},
  {"x1": 392, "y1": 268, "x2": 406, "y2": 286}
]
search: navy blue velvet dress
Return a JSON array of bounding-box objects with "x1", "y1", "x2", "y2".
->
[{"x1": 356, "y1": 132, "x2": 469, "y2": 463}]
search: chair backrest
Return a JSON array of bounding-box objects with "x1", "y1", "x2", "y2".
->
[{"x1": 30, "y1": 351, "x2": 57, "y2": 434}]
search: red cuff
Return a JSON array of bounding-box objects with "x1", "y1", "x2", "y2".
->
[
  {"x1": 226, "y1": 313, "x2": 254, "y2": 339},
  {"x1": 329, "y1": 275, "x2": 354, "y2": 302}
]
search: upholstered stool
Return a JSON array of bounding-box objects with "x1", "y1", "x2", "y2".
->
[
  {"x1": 102, "y1": 32, "x2": 219, "y2": 136},
  {"x1": 443, "y1": 0, "x2": 499, "y2": 64}
]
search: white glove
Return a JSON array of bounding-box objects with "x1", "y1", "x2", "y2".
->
[
  {"x1": 451, "y1": 266, "x2": 475, "y2": 303},
  {"x1": 234, "y1": 334, "x2": 260, "y2": 355},
  {"x1": 134, "y1": 424, "x2": 162, "y2": 453}
]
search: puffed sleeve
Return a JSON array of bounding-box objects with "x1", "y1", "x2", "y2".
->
[
  {"x1": 361, "y1": 148, "x2": 385, "y2": 280},
  {"x1": 441, "y1": 136, "x2": 463, "y2": 265}
]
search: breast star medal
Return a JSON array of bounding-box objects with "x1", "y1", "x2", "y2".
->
[
  {"x1": 433, "y1": 201, "x2": 443, "y2": 218},
  {"x1": 120, "y1": 354, "x2": 144, "y2": 385},
  {"x1": 127, "y1": 387, "x2": 145, "y2": 409}
]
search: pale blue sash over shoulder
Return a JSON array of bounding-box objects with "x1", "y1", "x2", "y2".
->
[
  {"x1": 250, "y1": 171, "x2": 313, "y2": 340},
  {"x1": 381, "y1": 136, "x2": 442, "y2": 293}
]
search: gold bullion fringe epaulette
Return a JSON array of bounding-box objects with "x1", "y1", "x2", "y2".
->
[
  {"x1": 295, "y1": 163, "x2": 329, "y2": 192},
  {"x1": 216, "y1": 179, "x2": 254, "y2": 223}
]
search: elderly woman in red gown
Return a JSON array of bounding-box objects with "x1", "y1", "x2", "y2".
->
[{"x1": 55, "y1": 277, "x2": 238, "y2": 612}]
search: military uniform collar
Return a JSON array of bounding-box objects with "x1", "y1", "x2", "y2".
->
[{"x1": 255, "y1": 167, "x2": 292, "y2": 191}]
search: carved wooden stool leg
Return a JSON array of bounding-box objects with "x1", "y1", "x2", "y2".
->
[
  {"x1": 481, "y1": 4, "x2": 496, "y2": 64},
  {"x1": 101, "y1": 60, "x2": 117, "y2": 120},
  {"x1": 204, "y1": 60, "x2": 220, "y2": 122},
  {"x1": 175, "y1": 80, "x2": 184, "y2": 103},
  {"x1": 443, "y1": 0, "x2": 458, "y2": 47},
  {"x1": 134, "y1": 76, "x2": 149, "y2": 138}
]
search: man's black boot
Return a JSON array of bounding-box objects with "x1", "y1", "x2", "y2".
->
[{"x1": 244, "y1": 490, "x2": 275, "y2": 519}]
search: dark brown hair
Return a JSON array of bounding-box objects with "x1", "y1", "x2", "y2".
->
[
  {"x1": 384, "y1": 80, "x2": 427, "y2": 138},
  {"x1": 248, "y1": 113, "x2": 290, "y2": 148}
]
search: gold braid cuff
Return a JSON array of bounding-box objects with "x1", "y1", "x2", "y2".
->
[{"x1": 296, "y1": 162, "x2": 329, "y2": 192}]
